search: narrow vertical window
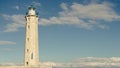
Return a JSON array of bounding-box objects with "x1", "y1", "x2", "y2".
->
[
  {"x1": 28, "y1": 25, "x2": 30, "y2": 29},
  {"x1": 28, "y1": 18, "x2": 30, "y2": 21},
  {"x1": 26, "y1": 62, "x2": 28, "y2": 65},
  {"x1": 27, "y1": 38, "x2": 29, "y2": 41},
  {"x1": 31, "y1": 53, "x2": 33, "y2": 59},
  {"x1": 27, "y1": 49, "x2": 29, "y2": 52}
]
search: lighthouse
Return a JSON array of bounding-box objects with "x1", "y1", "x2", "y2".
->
[{"x1": 24, "y1": 5, "x2": 39, "y2": 66}]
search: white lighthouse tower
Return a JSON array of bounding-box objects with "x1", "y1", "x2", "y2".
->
[{"x1": 24, "y1": 5, "x2": 39, "y2": 66}]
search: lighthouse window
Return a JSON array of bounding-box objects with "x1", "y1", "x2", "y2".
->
[
  {"x1": 28, "y1": 18, "x2": 30, "y2": 21},
  {"x1": 31, "y1": 53, "x2": 33, "y2": 59},
  {"x1": 28, "y1": 25, "x2": 30, "y2": 29},
  {"x1": 26, "y1": 62, "x2": 28, "y2": 65},
  {"x1": 27, "y1": 38, "x2": 29, "y2": 41},
  {"x1": 27, "y1": 49, "x2": 29, "y2": 52}
]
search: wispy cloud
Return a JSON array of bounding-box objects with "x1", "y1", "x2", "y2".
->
[
  {"x1": 2, "y1": 14, "x2": 25, "y2": 32},
  {"x1": 0, "y1": 41, "x2": 16, "y2": 45},
  {"x1": 2, "y1": 2, "x2": 120, "y2": 32},
  {"x1": 0, "y1": 63, "x2": 23, "y2": 66},
  {"x1": 40, "y1": 57, "x2": 120, "y2": 67},
  {"x1": 1, "y1": 57, "x2": 120, "y2": 67},
  {"x1": 32, "y1": 1, "x2": 41, "y2": 7},
  {"x1": 13, "y1": 5, "x2": 19, "y2": 10},
  {"x1": 40, "y1": 2, "x2": 120, "y2": 30},
  {"x1": 0, "y1": 48, "x2": 13, "y2": 51}
]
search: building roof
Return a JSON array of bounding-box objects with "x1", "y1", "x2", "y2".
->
[{"x1": 28, "y1": 5, "x2": 36, "y2": 10}]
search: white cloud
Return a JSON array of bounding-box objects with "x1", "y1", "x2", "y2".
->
[
  {"x1": 13, "y1": 5, "x2": 19, "y2": 10},
  {"x1": 0, "y1": 48, "x2": 13, "y2": 51},
  {"x1": 2, "y1": 2, "x2": 120, "y2": 32},
  {"x1": 1, "y1": 57, "x2": 120, "y2": 67},
  {"x1": 32, "y1": 1, "x2": 41, "y2": 7},
  {"x1": 0, "y1": 63, "x2": 23, "y2": 66},
  {"x1": 40, "y1": 57, "x2": 120, "y2": 67},
  {"x1": 2, "y1": 14, "x2": 25, "y2": 32},
  {"x1": 0, "y1": 41, "x2": 16, "y2": 45},
  {"x1": 60, "y1": 3, "x2": 68, "y2": 11},
  {"x1": 40, "y1": 2, "x2": 120, "y2": 30}
]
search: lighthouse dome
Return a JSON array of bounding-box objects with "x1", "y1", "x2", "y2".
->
[{"x1": 27, "y1": 5, "x2": 36, "y2": 15}]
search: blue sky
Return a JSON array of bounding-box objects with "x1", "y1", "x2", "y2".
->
[{"x1": 0, "y1": 0, "x2": 120, "y2": 64}]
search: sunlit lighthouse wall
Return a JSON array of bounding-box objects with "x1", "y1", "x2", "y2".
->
[{"x1": 24, "y1": 6, "x2": 39, "y2": 66}]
